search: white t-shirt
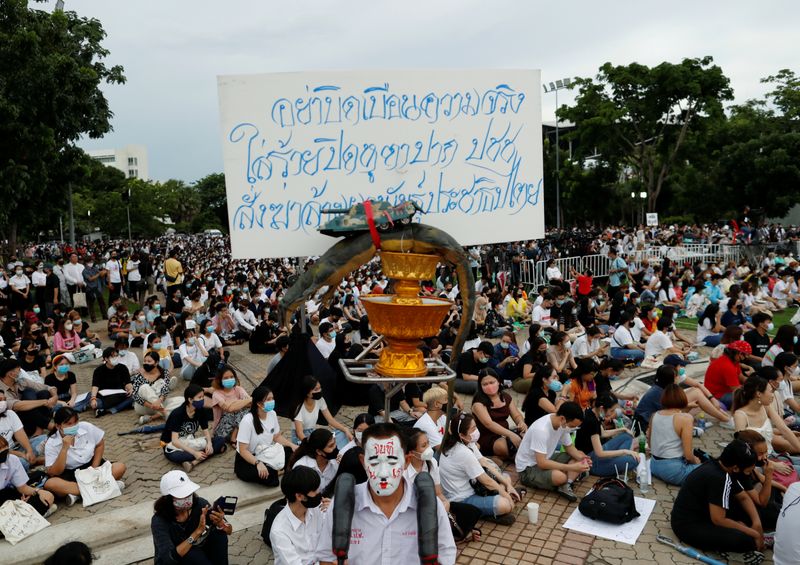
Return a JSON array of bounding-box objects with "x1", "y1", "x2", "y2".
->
[
  {"x1": 546, "y1": 266, "x2": 563, "y2": 281},
  {"x1": 571, "y1": 334, "x2": 600, "y2": 358},
  {"x1": 774, "y1": 482, "x2": 800, "y2": 565},
  {"x1": 644, "y1": 330, "x2": 673, "y2": 358},
  {"x1": 270, "y1": 504, "x2": 324, "y2": 565},
  {"x1": 515, "y1": 413, "x2": 573, "y2": 472},
  {"x1": 413, "y1": 412, "x2": 447, "y2": 447},
  {"x1": 294, "y1": 398, "x2": 328, "y2": 430},
  {"x1": 236, "y1": 412, "x2": 279, "y2": 455},
  {"x1": 105, "y1": 259, "x2": 122, "y2": 283},
  {"x1": 0, "y1": 410, "x2": 24, "y2": 447},
  {"x1": 44, "y1": 422, "x2": 105, "y2": 469},
  {"x1": 9, "y1": 273, "x2": 29, "y2": 290},
  {"x1": 199, "y1": 332, "x2": 223, "y2": 351},
  {"x1": 631, "y1": 317, "x2": 645, "y2": 342},
  {"x1": 439, "y1": 442, "x2": 484, "y2": 502},
  {"x1": 31, "y1": 270, "x2": 47, "y2": 287},
  {"x1": 315, "y1": 337, "x2": 336, "y2": 360},
  {"x1": 612, "y1": 325, "x2": 635, "y2": 348},
  {"x1": 532, "y1": 305, "x2": 553, "y2": 327},
  {"x1": 117, "y1": 350, "x2": 141, "y2": 374},
  {"x1": 696, "y1": 317, "x2": 717, "y2": 342},
  {"x1": 126, "y1": 259, "x2": 141, "y2": 282},
  {"x1": 773, "y1": 280, "x2": 789, "y2": 300}
]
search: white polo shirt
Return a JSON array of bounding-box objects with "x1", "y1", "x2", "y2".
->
[
  {"x1": 270, "y1": 504, "x2": 325, "y2": 565},
  {"x1": 0, "y1": 453, "x2": 28, "y2": 490},
  {"x1": 313, "y1": 478, "x2": 456, "y2": 565},
  {"x1": 515, "y1": 413, "x2": 573, "y2": 473},
  {"x1": 439, "y1": 442, "x2": 484, "y2": 502},
  {"x1": 292, "y1": 455, "x2": 338, "y2": 492},
  {"x1": 44, "y1": 422, "x2": 105, "y2": 470},
  {"x1": 413, "y1": 412, "x2": 447, "y2": 448}
]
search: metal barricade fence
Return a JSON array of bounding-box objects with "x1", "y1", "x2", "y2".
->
[{"x1": 518, "y1": 244, "x2": 742, "y2": 292}]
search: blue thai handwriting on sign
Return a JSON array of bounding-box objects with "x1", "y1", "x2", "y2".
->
[{"x1": 218, "y1": 71, "x2": 544, "y2": 258}]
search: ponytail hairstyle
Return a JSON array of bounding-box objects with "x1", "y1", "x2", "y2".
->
[
  {"x1": 732, "y1": 376, "x2": 769, "y2": 413},
  {"x1": 440, "y1": 412, "x2": 474, "y2": 456},
  {"x1": 249, "y1": 386, "x2": 272, "y2": 435},
  {"x1": 733, "y1": 429, "x2": 767, "y2": 453},
  {"x1": 288, "y1": 428, "x2": 333, "y2": 469}
]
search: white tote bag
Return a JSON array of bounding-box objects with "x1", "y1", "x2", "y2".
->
[
  {"x1": 75, "y1": 460, "x2": 122, "y2": 507},
  {"x1": 72, "y1": 291, "x2": 88, "y2": 308},
  {"x1": 255, "y1": 442, "x2": 285, "y2": 471},
  {"x1": 0, "y1": 500, "x2": 50, "y2": 545}
]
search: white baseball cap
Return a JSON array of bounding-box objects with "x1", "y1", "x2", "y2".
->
[{"x1": 159, "y1": 470, "x2": 199, "y2": 498}]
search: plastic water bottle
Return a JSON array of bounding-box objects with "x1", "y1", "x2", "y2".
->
[{"x1": 698, "y1": 412, "x2": 706, "y2": 430}]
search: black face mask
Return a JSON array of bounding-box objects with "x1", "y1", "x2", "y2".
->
[
  {"x1": 311, "y1": 391, "x2": 323, "y2": 401},
  {"x1": 301, "y1": 493, "x2": 322, "y2": 508},
  {"x1": 323, "y1": 447, "x2": 339, "y2": 460},
  {"x1": 142, "y1": 364, "x2": 156, "y2": 372},
  {"x1": 0, "y1": 450, "x2": 7, "y2": 465}
]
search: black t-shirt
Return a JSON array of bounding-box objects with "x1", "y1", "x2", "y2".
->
[
  {"x1": 45, "y1": 371, "x2": 77, "y2": 396},
  {"x1": 91, "y1": 363, "x2": 132, "y2": 390},
  {"x1": 744, "y1": 330, "x2": 771, "y2": 359},
  {"x1": 45, "y1": 273, "x2": 60, "y2": 303},
  {"x1": 671, "y1": 460, "x2": 744, "y2": 525},
  {"x1": 522, "y1": 387, "x2": 557, "y2": 426},
  {"x1": 575, "y1": 409, "x2": 602, "y2": 454},
  {"x1": 456, "y1": 350, "x2": 483, "y2": 380},
  {"x1": 19, "y1": 354, "x2": 45, "y2": 373},
  {"x1": 161, "y1": 404, "x2": 209, "y2": 443},
  {"x1": 594, "y1": 371, "x2": 612, "y2": 398}
]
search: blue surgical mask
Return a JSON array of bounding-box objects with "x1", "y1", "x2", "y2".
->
[
  {"x1": 192, "y1": 399, "x2": 205, "y2": 410},
  {"x1": 152, "y1": 342, "x2": 162, "y2": 350},
  {"x1": 207, "y1": 325, "x2": 215, "y2": 334},
  {"x1": 222, "y1": 378, "x2": 236, "y2": 389},
  {"x1": 57, "y1": 364, "x2": 70, "y2": 374},
  {"x1": 548, "y1": 380, "x2": 563, "y2": 392},
  {"x1": 329, "y1": 331, "x2": 337, "y2": 339},
  {"x1": 500, "y1": 342, "x2": 509, "y2": 350},
  {"x1": 62, "y1": 424, "x2": 79, "y2": 436},
  {"x1": 767, "y1": 322, "x2": 774, "y2": 331},
  {"x1": 263, "y1": 400, "x2": 275, "y2": 412}
]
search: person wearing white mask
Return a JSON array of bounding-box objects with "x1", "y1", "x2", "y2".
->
[
  {"x1": 439, "y1": 413, "x2": 519, "y2": 525},
  {"x1": 77, "y1": 347, "x2": 133, "y2": 416},
  {"x1": 8, "y1": 263, "x2": 30, "y2": 319},
  {"x1": 314, "y1": 423, "x2": 457, "y2": 565},
  {"x1": 151, "y1": 469, "x2": 231, "y2": 564},
  {"x1": 178, "y1": 327, "x2": 209, "y2": 382}
]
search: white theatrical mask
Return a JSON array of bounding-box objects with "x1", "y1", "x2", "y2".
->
[{"x1": 363, "y1": 436, "x2": 406, "y2": 497}]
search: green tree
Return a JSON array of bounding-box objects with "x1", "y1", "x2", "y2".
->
[
  {"x1": 560, "y1": 57, "x2": 732, "y2": 213},
  {"x1": 192, "y1": 173, "x2": 229, "y2": 233},
  {"x1": 0, "y1": 0, "x2": 124, "y2": 249}
]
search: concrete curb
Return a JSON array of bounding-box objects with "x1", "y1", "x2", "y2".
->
[{"x1": 1, "y1": 479, "x2": 281, "y2": 565}]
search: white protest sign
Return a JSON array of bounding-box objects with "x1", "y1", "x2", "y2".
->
[
  {"x1": 217, "y1": 70, "x2": 544, "y2": 259},
  {"x1": 646, "y1": 213, "x2": 659, "y2": 227}
]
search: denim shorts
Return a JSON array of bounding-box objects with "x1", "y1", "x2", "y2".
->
[{"x1": 462, "y1": 493, "x2": 500, "y2": 517}]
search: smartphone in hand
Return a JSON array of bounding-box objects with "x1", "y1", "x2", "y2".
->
[{"x1": 213, "y1": 496, "x2": 238, "y2": 515}]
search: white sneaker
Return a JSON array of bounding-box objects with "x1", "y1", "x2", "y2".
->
[
  {"x1": 43, "y1": 503, "x2": 58, "y2": 519},
  {"x1": 138, "y1": 415, "x2": 151, "y2": 425},
  {"x1": 66, "y1": 494, "x2": 80, "y2": 507},
  {"x1": 116, "y1": 480, "x2": 125, "y2": 493},
  {"x1": 720, "y1": 419, "x2": 735, "y2": 430}
]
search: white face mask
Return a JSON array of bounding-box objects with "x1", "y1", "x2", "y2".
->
[
  {"x1": 469, "y1": 428, "x2": 480, "y2": 444},
  {"x1": 418, "y1": 446, "x2": 434, "y2": 461},
  {"x1": 364, "y1": 437, "x2": 405, "y2": 497},
  {"x1": 354, "y1": 431, "x2": 363, "y2": 444}
]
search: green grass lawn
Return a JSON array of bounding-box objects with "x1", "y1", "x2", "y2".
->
[{"x1": 674, "y1": 306, "x2": 797, "y2": 338}]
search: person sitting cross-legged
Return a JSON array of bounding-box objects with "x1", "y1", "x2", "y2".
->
[{"x1": 515, "y1": 401, "x2": 591, "y2": 502}]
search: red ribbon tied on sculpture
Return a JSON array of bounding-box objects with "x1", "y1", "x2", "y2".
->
[{"x1": 362, "y1": 200, "x2": 382, "y2": 250}]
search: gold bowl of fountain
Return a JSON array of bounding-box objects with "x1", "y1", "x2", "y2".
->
[{"x1": 359, "y1": 251, "x2": 452, "y2": 377}]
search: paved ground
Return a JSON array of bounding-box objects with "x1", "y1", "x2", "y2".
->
[{"x1": 10, "y1": 322, "x2": 779, "y2": 564}]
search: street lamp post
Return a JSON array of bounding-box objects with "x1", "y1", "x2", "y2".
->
[
  {"x1": 54, "y1": 0, "x2": 75, "y2": 248},
  {"x1": 543, "y1": 78, "x2": 573, "y2": 230},
  {"x1": 639, "y1": 191, "x2": 647, "y2": 226}
]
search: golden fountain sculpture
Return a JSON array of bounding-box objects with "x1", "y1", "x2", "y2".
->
[{"x1": 359, "y1": 251, "x2": 453, "y2": 377}]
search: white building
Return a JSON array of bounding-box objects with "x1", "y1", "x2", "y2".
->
[{"x1": 87, "y1": 145, "x2": 149, "y2": 180}]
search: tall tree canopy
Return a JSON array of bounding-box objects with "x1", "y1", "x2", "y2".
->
[
  {"x1": 560, "y1": 57, "x2": 732, "y2": 212},
  {"x1": 0, "y1": 0, "x2": 124, "y2": 248}
]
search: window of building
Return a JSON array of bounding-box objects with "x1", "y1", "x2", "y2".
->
[
  {"x1": 128, "y1": 169, "x2": 138, "y2": 178},
  {"x1": 127, "y1": 157, "x2": 138, "y2": 166},
  {"x1": 95, "y1": 156, "x2": 116, "y2": 163}
]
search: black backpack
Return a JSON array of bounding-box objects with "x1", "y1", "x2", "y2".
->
[
  {"x1": 260, "y1": 498, "x2": 288, "y2": 547},
  {"x1": 578, "y1": 477, "x2": 640, "y2": 524}
]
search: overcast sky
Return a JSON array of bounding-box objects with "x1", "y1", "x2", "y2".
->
[{"x1": 42, "y1": 0, "x2": 800, "y2": 183}]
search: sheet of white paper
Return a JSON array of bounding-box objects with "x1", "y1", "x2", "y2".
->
[
  {"x1": 562, "y1": 496, "x2": 656, "y2": 545},
  {"x1": 99, "y1": 389, "x2": 127, "y2": 397},
  {"x1": 75, "y1": 392, "x2": 89, "y2": 403}
]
